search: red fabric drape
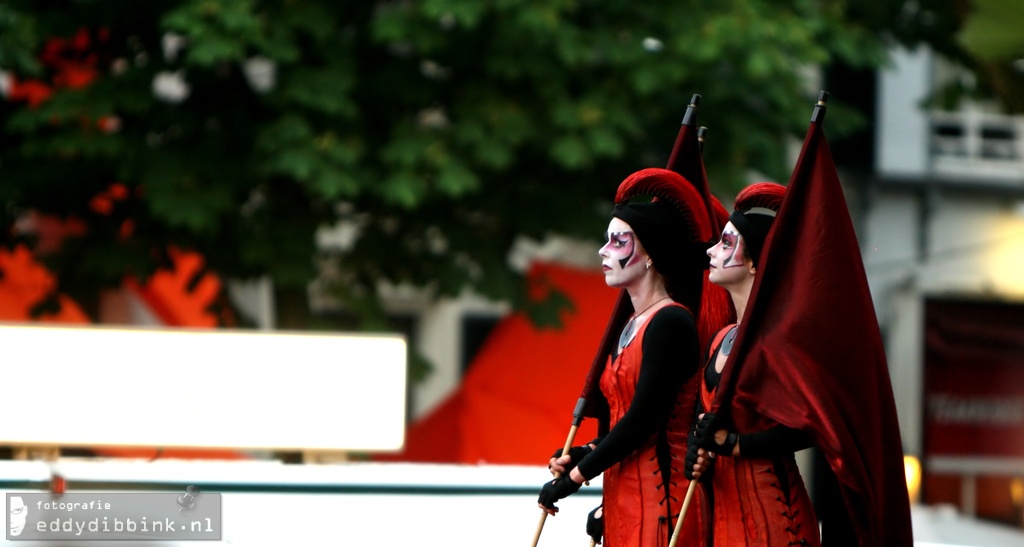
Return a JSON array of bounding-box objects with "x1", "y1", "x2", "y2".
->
[
  {"x1": 378, "y1": 262, "x2": 612, "y2": 464},
  {"x1": 712, "y1": 100, "x2": 913, "y2": 545}
]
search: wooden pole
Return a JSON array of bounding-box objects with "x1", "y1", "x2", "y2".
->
[
  {"x1": 530, "y1": 423, "x2": 580, "y2": 547},
  {"x1": 532, "y1": 396, "x2": 590, "y2": 546},
  {"x1": 667, "y1": 480, "x2": 699, "y2": 547}
]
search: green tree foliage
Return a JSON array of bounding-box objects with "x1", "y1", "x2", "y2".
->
[
  {"x1": 1, "y1": 0, "x2": 899, "y2": 328},
  {"x1": 958, "y1": 0, "x2": 1024, "y2": 60},
  {"x1": 854, "y1": 0, "x2": 1024, "y2": 113},
  {"x1": 956, "y1": 0, "x2": 1024, "y2": 112}
]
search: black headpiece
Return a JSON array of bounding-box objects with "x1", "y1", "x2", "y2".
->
[{"x1": 727, "y1": 207, "x2": 777, "y2": 267}]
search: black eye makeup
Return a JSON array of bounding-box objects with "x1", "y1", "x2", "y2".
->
[{"x1": 605, "y1": 231, "x2": 634, "y2": 248}]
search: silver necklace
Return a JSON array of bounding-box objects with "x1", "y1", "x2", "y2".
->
[
  {"x1": 618, "y1": 297, "x2": 670, "y2": 348},
  {"x1": 721, "y1": 325, "x2": 739, "y2": 356}
]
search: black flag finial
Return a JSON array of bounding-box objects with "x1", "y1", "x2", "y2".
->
[
  {"x1": 811, "y1": 90, "x2": 829, "y2": 123},
  {"x1": 682, "y1": 93, "x2": 701, "y2": 126}
]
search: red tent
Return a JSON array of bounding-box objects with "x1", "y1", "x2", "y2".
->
[{"x1": 379, "y1": 262, "x2": 617, "y2": 465}]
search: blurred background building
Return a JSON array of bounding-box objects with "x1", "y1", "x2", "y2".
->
[{"x1": 866, "y1": 44, "x2": 1024, "y2": 527}]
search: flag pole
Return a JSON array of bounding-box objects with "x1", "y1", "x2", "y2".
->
[
  {"x1": 530, "y1": 398, "x2": 588, "y2": 547},
  {"x1": 668, "y1": 480, "x2": 699, "y2": 547}
]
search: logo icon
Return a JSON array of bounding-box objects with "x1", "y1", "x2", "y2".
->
[
  {"x1": 176, "y1": 486, "x2": 199, "y2": 512},
  {"x1": 9, "y1": 496, "x2": 28, "y2": 537}
]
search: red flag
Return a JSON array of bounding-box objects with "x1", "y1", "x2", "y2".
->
[{"x1": 712, "y1": 93, "x2": 913, "y2": 545}]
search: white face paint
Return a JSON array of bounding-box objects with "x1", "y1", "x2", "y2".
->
[
  {"x1": 599, "y1": 217, "x2": 647, "y2": 288},
  {"x1": 707, "y1": 221, "x2": 754, "y2": 287}
]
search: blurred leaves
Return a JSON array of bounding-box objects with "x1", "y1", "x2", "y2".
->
[
  {"x1": 957, "y1": 0, "x2": 1024, "y2": 61},
  {"x1": 0, "y1": 4, "x2": 42, "y2": 75},
  {"x1": 955, "y1": 0, "x2": 1024, "y2": 113},
  {"x1": 0, "y1": 0, "x2": 950, "y2": 331}
]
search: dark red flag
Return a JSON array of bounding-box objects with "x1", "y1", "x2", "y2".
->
[{"x1": 711, "y1": 93, "x2": 913, "y2": 545}]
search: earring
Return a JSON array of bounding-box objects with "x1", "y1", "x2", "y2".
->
[{"x1": 645, "y1": 261, "x2": 651, "y2": 270}]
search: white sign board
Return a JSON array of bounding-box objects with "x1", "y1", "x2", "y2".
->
[{"x1": 0, "y1": 323, "x2": 407, "y2": 452}]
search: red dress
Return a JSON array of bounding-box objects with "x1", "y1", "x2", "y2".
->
[
  {"x1": 699, "y1": 325, "x2": 820, "y2": 546},
  {"x1": 598, "y1": 304, "x2": 710, "y2": 547}
]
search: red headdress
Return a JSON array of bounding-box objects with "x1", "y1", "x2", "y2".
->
[
  {"x1": 734, "y1": 182, "x2": 785, "y2": 211},
  {"x1": 613, "y1": 168, "x2": 713, "y2": 240}
]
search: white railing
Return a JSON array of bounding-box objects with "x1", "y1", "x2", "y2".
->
[
  {"x1": 0, "y1": 460, "x2": 604, "y2": 547},
  {"x1": 930, "y1": 110, "x2": 1024, "y2": 180}
]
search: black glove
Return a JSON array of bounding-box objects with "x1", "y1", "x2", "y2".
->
[
  {"x1": 684, "y1": 439, "x2": 702, "y2": 480},
  {"x1": 550, "y1": 445, "x2": 593, "y2": 473},
  {"x1": 694, "y1": 412, "x2": 738, "y2": 456},
  {"x1": 538, "y1": 475, "x2": 583, "y2": 510},
  {"x1": 586, "y1": 505, "x2": 603, "y2": 544}
]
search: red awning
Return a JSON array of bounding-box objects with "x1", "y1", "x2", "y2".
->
[{"x1": 379, "y1": 262, "x2": 616, "y2": 465}]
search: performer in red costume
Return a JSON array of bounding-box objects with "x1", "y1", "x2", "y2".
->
[
  {"x1": 687, "y1": 182, "x2": 822, "y2": 546},
  {"x1": 689, "y1": 94, "x2": 912, "y2": 546},
  {"x1": 538, "y1": 167, "x2": 723, "y2": 547}
]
